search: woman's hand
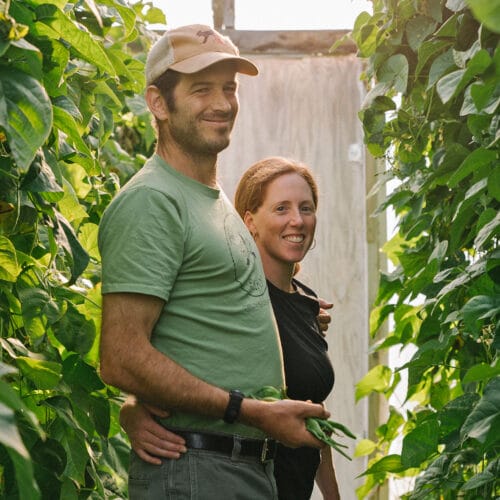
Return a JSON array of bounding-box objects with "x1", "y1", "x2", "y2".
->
[
  {"x1": 317, "y1": 298, "x2": 333, "y2": 335},
  {"x1": 120, "y1": 397, "x2": 186, "y2": 465}
]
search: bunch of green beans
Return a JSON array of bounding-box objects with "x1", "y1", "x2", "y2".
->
[{"x1": 246, "y1": 386, "x2": 355, "y2": 460}]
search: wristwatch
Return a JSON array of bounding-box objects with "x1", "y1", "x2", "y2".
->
[{"x1": 223, "y1": 390, "x2": 245, "y2": 424}]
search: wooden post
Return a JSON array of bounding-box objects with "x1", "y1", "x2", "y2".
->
[{"x1": 213, "y1": 0, "x2": 234, "y2": 29}]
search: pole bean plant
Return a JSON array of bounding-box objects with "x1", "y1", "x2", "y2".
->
[
  {"x1": 0, "y1": 0, "x2": 161, "y2": 497},
  {"x1": 349, "y1": 0, "x2": 499, "y2": 498}
]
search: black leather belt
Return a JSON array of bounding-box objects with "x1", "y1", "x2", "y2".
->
[{"x1": 173, "y1": 430, "x2": 277, "y2": 463}]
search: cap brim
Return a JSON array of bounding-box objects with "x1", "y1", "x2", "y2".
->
[{"x1": 170, "y1": 52, "x2": 259, "y2": 76}]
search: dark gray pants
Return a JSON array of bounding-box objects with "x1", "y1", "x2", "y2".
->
[{"x1": 128, "y1": 448, "x2": 278, "y2": 499}]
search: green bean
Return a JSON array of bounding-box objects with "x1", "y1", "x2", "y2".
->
[{"x1": 245, "y1": 386, "x2": 355, "y2": 460}]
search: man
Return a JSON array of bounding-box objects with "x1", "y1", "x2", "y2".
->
[{"x1": 98, "y1": 24, "x2": 328, "y2": 499}]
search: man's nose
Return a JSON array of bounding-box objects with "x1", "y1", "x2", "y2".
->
[{"x1": 211, "y1": 89, "x2": 232, "y2": 112}]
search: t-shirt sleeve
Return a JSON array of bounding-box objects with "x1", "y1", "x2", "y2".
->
[{"x1": 98, "y1": 186, "x2": 184, "y2": 301}]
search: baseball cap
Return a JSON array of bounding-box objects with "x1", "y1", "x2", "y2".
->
[{"x1": 145, "y1": 24, "x2": 259, "y2": 85}]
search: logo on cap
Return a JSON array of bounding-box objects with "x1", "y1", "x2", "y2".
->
[{"x1": 197, "y1": 28, "x2": 226, "y2": 45}]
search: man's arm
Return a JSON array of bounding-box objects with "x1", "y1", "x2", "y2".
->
[
  {"x1": 100, "y1": 292, "x2": 329, "y2": 448},
  {"x1": 100, "y1": 292, "x2": 229, "y2": 415}
]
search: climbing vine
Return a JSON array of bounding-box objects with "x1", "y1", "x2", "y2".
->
[
  {"x1": 351, "y1": 0, "x2": 499, "y2": 498},
  {"x1": 0, "y1": 0, "x2": 160, "y2": 497}
]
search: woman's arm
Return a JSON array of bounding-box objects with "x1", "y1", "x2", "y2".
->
[
  {"x1": 315, "y1": 445, "x2": 341, "y2": 500},
  {"x1": 120, "y1": 395, "x2": 186, "y2": 465}
]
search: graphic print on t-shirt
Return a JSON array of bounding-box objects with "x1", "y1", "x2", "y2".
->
[{"x1": 224, "y1": 212, "x2": 266, "y2": 297}]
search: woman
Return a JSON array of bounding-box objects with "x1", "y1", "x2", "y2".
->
[{"x1": 120, "y1": 157, "x2": 340, "y2": 499}]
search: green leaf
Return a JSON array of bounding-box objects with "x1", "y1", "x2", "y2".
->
[
  {"x1": 78, "y1": 222, "x2": 100, "y2": 261},
  {"x1": 19, "y1": 287, "x2": 61, "y2": 324},
  {"x1": 460, "y1": 295, "x2": 500, "y2": 334},
  {"x1": 436, "y1": 69, "x2": 466, "y2": 103},
  {"x1": 474, "y1": 211, "x2": 500, "y2": 249},
  {"x1": 0, "y1": 235, "x2": 20, "y2": 281},
  {"x1": 16, "y1": 357, "x2": 62, "y2": 390},
  {"x1": 20, "y1": 153, "x2": 63, "y2": 197},
  {"x1": 378, "y1": 54, "x2": 409, "y2": 93},
  {"x1": 360, "y1": 454, "x2": 406, "y2": 476},
  {"x1": 0, "y1": 402, "x2": 30, "y2": 457},
  {"x1": 4, "y1": 446, "x2": 41, "y2": 500},
  {"x1": 61, "y1": 427, "x2": 89, "y2": 484},
  {"x1": 57, "y1": 178, "x2": 89, "y2": 223},
  {"x1": 0, "y1": 68, "x2": 52, "y2": 172},
  {"x1": 488, "y1": 167, "x2": 500, "y2": 201},
  {"x1": 53, "y1": 303, "x2": 96, "y2": 355},
  {"x1": 35, "y1": 8, "x2": 116, "y2": 76},
  {"x1": 463, "y1": 363, "x2": 500, "y2": 384},
  {"x1": 54, "y1": 210, "x2": 90, "y2": 284},
  {"x1": 466, "y1": 0, "x2": 500, "y2": 33},
  {"x1": 355, "y1": 365, "x2": 392, "y2": 401},
  {"x1": 406, "y1": 16, "x2": 437, "y2": 52},
  {"x1": 448, "y1": 148, "x2": 497, "y2": 187},
  {"x1": 53, "y1": 106, "x2": 93, "y2": 163},
  {"x1": 0, "y1": 378, "x2": 45, "y2": 438},
  {"x1": 428, "y1": 48, "x2": 455, "y2": 88},
  {"x1": 369, "y1": 304, "x2": 395, "y2": 336},
  {"x1": 62, "y1": 354, "x2": 104, "y2": 392},
  {"x1": 401, "y1": 419, "x2": 439, "y2": 467},
  {"x1": 354, "y1": 438, "x2": 377, "y2": 457},
  {"x1": 461, "y1": 377, "x2": 500, "y2": 443},
  {"x1": 416, "y1": 40, "x2": 452, "y2": 75}
]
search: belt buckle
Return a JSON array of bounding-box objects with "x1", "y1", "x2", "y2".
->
[{"x1": 260, "y1": 438, "x2": 268, "y2": 463}]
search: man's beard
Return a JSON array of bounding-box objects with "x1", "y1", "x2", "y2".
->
[{"x1": 168, "y1": 112, "x2": 234, "y2": 156}]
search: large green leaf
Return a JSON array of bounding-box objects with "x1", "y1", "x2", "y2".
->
[
  {"x1": 406, "y1": 16, "x2": 437, "y2": 52},
  {"x1": 53, "y1": 303, "x2": 96, "y2": 354},
  {"x1": 355, "y1": 365, "x2": 392, "y2": 401},
  {"x1": 448, "y1": 148, "x2": 497, "y2": 187},
  {"x1": 461, "y1": 377, "x2": 500, "y2": 443},
  {"x1": 474, "y1": 211, "x2": 500, "y2": 249},
  {"x1": 0, "y1": 235, "x2": 20, "y2": 281},
  {"x1": 460, "y1": 295, "x2": 500, "y2": 335},
  {"x1": 0, "y1": 68, "x2": 52, "y2": 172},
  {"x1": 377, "y1": 54, "x2": 409, "y2": 93},
  {"x1": 34, "y1": 7, "x2": 116, "y2": 76},
  {"x1": 360, "y1": 454, "x2": 406, "y2": 476},
  {"x1": 401, "y1": 418, "x2": 439, "y2": 467},
  {"x1": 15, "y1": 357, "x2": 62, "y2": 390},
  {"x1": 463, "y1": 363, "x2": 500, "y2": 384}
]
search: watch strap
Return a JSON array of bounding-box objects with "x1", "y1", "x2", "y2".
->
[{"x1": 223, "y1": 390, "x2": 244, "y2": 424}]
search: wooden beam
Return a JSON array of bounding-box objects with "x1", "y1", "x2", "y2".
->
[{"x1": 221, "y1": 29, "x2": 356, "y2": 55}]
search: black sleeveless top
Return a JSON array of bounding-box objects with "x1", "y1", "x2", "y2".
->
[{"x1": 267, "y1": 279, "x2": 335, "y2": 500}]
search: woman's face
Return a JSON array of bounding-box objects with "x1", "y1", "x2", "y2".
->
[{"x1": 245, "y1": 173, "x2": 317, "y2": 271}]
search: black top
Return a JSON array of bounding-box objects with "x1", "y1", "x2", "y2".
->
[{"x1": 267, "y1": 279, "x2": 335, "y2": 500}]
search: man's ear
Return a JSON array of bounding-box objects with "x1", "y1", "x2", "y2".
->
[
  {"x1": 243, "y1": 211, "x2": 256, "y2": 238},
  {"x1": 145, "y1": 85, "x2": 169, "y2": 121}
]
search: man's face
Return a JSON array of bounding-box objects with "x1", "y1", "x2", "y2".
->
[{"x1": 165, "y1": 62, "x2": 239, "y2": 156}]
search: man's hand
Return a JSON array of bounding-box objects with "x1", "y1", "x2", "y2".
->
[
  {"x1": 120, "y1": 398, "x2": 186, "y2": 465},
  {"x1": 241, "y1": 398, "x2": 330, "y2": 449},
  {"x1": 317, "y1": 298, "x2": 333, "y2": 336}
]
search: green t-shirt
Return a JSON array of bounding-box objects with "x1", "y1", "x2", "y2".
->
[{"x1": 99, "y1": 154, "x2": 285, "y2": 438}]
